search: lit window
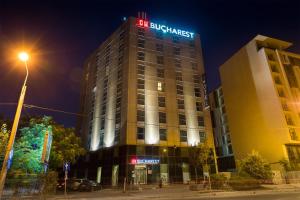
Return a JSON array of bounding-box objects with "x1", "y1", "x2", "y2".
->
[{"x1": 157, "y1": 81, "x2": 163, "y2": 91}]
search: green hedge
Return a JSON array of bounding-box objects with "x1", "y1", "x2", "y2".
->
[{"x1": 228, "y1": 175, "x2": 261, "y2": 190}]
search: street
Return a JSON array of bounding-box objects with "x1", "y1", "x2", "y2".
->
[{"x1": 49, "y1": 185, "x2": 300, "y2": 200}]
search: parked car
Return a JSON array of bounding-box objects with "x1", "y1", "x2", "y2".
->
[{"x1": 57, "y1": 178, "x2": 101, "y2": 192}]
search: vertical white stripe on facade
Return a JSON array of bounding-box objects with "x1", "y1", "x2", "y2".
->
[
  {"x1": 145, "y1": 66, "x2": 160, "y2": 144},
  {"x1": 184, "y1": 81, "x2": 200, "y2": 146},
  {"x1": 91, "y1": 54, "x2": 104, "y2": 151},
  {"x1": 104, "y1": 61, "x2": 117, "y2": 147}
]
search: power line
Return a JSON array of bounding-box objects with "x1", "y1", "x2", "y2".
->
[{"x1": 0, "y1": 102, "x2": 85, "y2": 117}]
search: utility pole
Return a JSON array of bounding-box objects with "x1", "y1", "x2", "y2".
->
[{"x1": 0, "y1": 52, "x2": 29, "y2": 198}]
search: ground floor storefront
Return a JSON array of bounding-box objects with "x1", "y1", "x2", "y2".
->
[{"x1": 74, "y1": 145, "x2": 216, "y2": 186}]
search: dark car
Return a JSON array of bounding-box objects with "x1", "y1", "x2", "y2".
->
[{"x1": 78, "y1": 179, "x2": 102, "y2": 192}]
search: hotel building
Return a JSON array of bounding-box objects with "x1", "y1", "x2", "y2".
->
[
  {"x1": 217, "y1": 35, "x2": 300, "y2": 173},
  {"x1": 77, "y1": 16, "x2": 216, "y2": 185}
]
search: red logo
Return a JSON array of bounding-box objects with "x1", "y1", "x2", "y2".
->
[
  {"x1": 131, "y1": 159, "x2": 137, "y2": 164},
  {"x1": 137, "y1": 19, "x2": 149, "y2": 28}
]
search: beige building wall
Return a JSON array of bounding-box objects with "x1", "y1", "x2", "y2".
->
[{"x1": 219, "y1": 35, "x2": 300, "y2": 169}]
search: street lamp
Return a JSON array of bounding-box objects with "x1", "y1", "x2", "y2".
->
[{"x1": 0, "y1": 51, "x2": 30, "y2": 197}]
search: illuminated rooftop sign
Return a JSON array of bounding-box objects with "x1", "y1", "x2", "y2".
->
[
  {"x1": 137, "y1": 19, "x2": 194, "y2": 39},
  {"x1": 130, "y1": 158, "x2": 160, "y2": 165}
]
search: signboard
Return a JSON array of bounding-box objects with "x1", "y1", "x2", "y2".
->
[
  {"x1": 41, "y1": 130, "x2": 53, "y2": 163},
  {"x1": 137, "y1": 19, "x2": 194, "y2": 39},
  {"x1": 63, "y1": 162, "x2": 70, "y2": 172},
  {"x1": 130, "y1": 158, "x2": 160, "y2": 165},
  {"x1": 202, "y1": 74, "x2": 209, "y2": 109}
]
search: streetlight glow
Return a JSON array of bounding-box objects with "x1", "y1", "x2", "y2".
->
[{"x1": 18, "y1": 52, "x2": 29, "y2": 62}]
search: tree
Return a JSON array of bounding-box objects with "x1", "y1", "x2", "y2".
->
[
  {"x1": 10, "y1": 116, "x2": 85, "y2": 173},
  {"x1": 0, "y1": 124, "x2": 10, "y2": 163},
  {"x1": 239, "y1": 151, "x2": 272, "y2": 180},
  {"x1": 189, "y1": 140, "x2": 214, "y2": 184}
]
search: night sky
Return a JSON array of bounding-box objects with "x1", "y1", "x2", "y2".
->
[{"x1": 0, "y1": 0, "x2": 299, "y2": 127}]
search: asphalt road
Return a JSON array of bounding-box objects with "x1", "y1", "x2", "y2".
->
[{"x1": 51, "y1": 191, "x2": 300, "y2": 200}]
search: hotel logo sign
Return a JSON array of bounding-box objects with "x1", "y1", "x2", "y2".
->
[{"x1": 137, "y1": 19, "x2": 194, "y2": 39}]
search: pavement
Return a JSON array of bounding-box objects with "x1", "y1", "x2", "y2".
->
[
  {"x1": 48, "y1": 183, "x2": 300, "y2": 200},
  {"x1": 3, "y1": 183, "x2": 300, "y2": 199}
]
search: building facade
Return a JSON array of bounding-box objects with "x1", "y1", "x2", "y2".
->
[
  {"x1": 77, "y1": 16, "x2": 216, "y2": 185},
  {"x1": 219, "y1": 35, "x2": 300, "y2": 172},
  {"x1": 209, "y1": 87, "x2": 235, "y2": 172}
]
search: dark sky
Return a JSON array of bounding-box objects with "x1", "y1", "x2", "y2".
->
[{"x1": 0, "y1": 0, "x2": 299, "y2": 127}]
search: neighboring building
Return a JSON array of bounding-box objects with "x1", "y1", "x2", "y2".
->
[
  {"x1": 209, "y1": 87, "x2": 235, "y2": 172},
  {"x1": 219, "y1": 35, "x2": 300, "y2": 172},
  {"x1": 77, "y1": 16, "x2": 216, "y2": 185}
]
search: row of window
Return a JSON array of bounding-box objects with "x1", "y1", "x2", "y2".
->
[{"x1": 136, "y1": 127, "x2": 205, "y2": 142}]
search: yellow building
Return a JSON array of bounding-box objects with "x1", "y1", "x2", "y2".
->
[{"x1": 219, "y1": 35, "x2": 300, "y2": 171}]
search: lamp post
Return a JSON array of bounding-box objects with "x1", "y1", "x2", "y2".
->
[{"x1": 0, "y1": 52, "x2": 29, "y2": 198}]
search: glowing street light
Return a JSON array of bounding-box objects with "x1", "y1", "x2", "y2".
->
[
  {"x1": 18, "y1": 52, "x2": 29, "y2": 62},
  {"x1": 0, "y1": 51, "x2": 30, "y2": 197}
]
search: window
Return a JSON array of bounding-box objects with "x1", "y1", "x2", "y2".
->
[
  {"x1": 189, "y1": 40, "x2": 195, "y2": 47},
  {"x1": 228, "y1": 145, "x2": 233, "y2": 154},
  {"x1": 157, "y1": 68, "x2": 164, "y2": 78},
  {"x1": 176, "y1": 84, "x2": 183, "y2": 95},
  {"x1": 267, "y1": 54, "x2": 275, "y2": 61},
  {"x1": 199, "y1": 131, "x2": 206, "y2": 141},
  {"x1": 156, "y1": 32, "x2": 163, "y2": 39},
  {"x1": 116, "y1": 97, "x2": 121, "y2": 108},
  {"x1": 173, "y1": 36, "x2": 180, "y2": 43},
  {"x1": 271, "y1": 64, "x2": 279, "y2": 73},
  {"x1": 274, "y1": 76, "x2": 282, "y2": 85},
  {"x1": 278, "y1": 89, "x2": 285, "y2": 97},
  {"x1": 194, "y1": 75, "x2": 200, "y2": 84},
  {"x1": 191, "y1": 62, "x2": 197, "y2": 70},
  {"x1": 137, "y1": 64, "x2": 145, "y2": 75},
  {"x1": 157, "y1": 56, "x2": 164, "y2": 64},
  {"x1": 194, "y1": 88, "x2": 201, "y2": 97},
  {"x1": 179, "y1": 114, "x2": 186, "y2": 125},
  {"x1": 285, "y1": 115, "x2": 294, "y2": 125},
  {"x1": 196, "y1": 102, "x2": 202, "y2": 111},
  {"x1": 289, "y1": 128, "x2": 298, "y2": 140},
  {"x1": 137, "y1": 110, "x2": 145, "y2": 122},
  {"x1": 157, "y1": 81, "x2": 164, "y2": 91},
  {"x1": 173, "y1": 47, "x2": 180, "y2": 55},
  {"x1": 101, "y1": 117, "x2": 105, "y2": 130},
  {"x1": 159, "y1": 129, "x2": 167, "y2": 141},
  {"x1": 180, "y1": 130, "x2": 187, "y2": 142},
  {"x1": 158, "y1": 96, "x2": 166, "y2": 107},
  {"x1": 137, "y1": 127, "x2": 145, "y2": 140},
  {"x1": 137, "y1": 51, "x2": 145, "y2": 61},
  {"x1": 115, "y1": 112, "x2": 121, "y2": 124},
  {"x1": 198, "y1": 116, "x2": 204, "y2": 126},
  {"x1": 137, "y1": 78, "x2": 145, "y2": 89},
  {"x1": 174, "y1": 59, "x2": 181, "y2": 68},
  {"x1": 176, "y1": 72, "x2": 183, "y2": 81},
  {"x1": 177, "y1": 99, "x2": 184, "y2": 109},
  {"x1": 156, "y1": 44, "x2": 164, "y2": 52},
  {"x1": 159, "y1": 112, "x2": 167, "y2": 123},
  {"x1": 138, "y1": 28, "x2": 145, "y2": 37},
  {"x1": 190, "y1": 51, "x2": 196, "y2": 58},
  {"x1": 137, "y1": 93, "x2": 145, "y2": 105},
  {"x1": 137, "y1": 39, "x2": 145, "y2": 48}
]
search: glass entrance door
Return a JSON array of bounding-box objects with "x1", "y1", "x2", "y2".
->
[{"x1": 134, "y1": 165, "x2": 147, "y2": 184}]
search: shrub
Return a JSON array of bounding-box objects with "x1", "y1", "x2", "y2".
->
[
  {"x1": 239, "y1": 151, "x2": 272, "y2": 180},
  {"x1": 210, "y1": 173, "x2": 228, "y2": 189},
  {"x1": 228, "y1": 175, "x2": 261, "y2": 190},
  {"x1": 38, "y1": 171, "x2": 58, "y2": 195}
]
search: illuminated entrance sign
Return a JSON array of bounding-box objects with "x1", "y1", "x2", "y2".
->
[
  {"x1": 131, "y1": 158, "x2": 160, "y2": 165},
  {"x1": 137, "y1": 19, "x2": 194, "y2": 39}
]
